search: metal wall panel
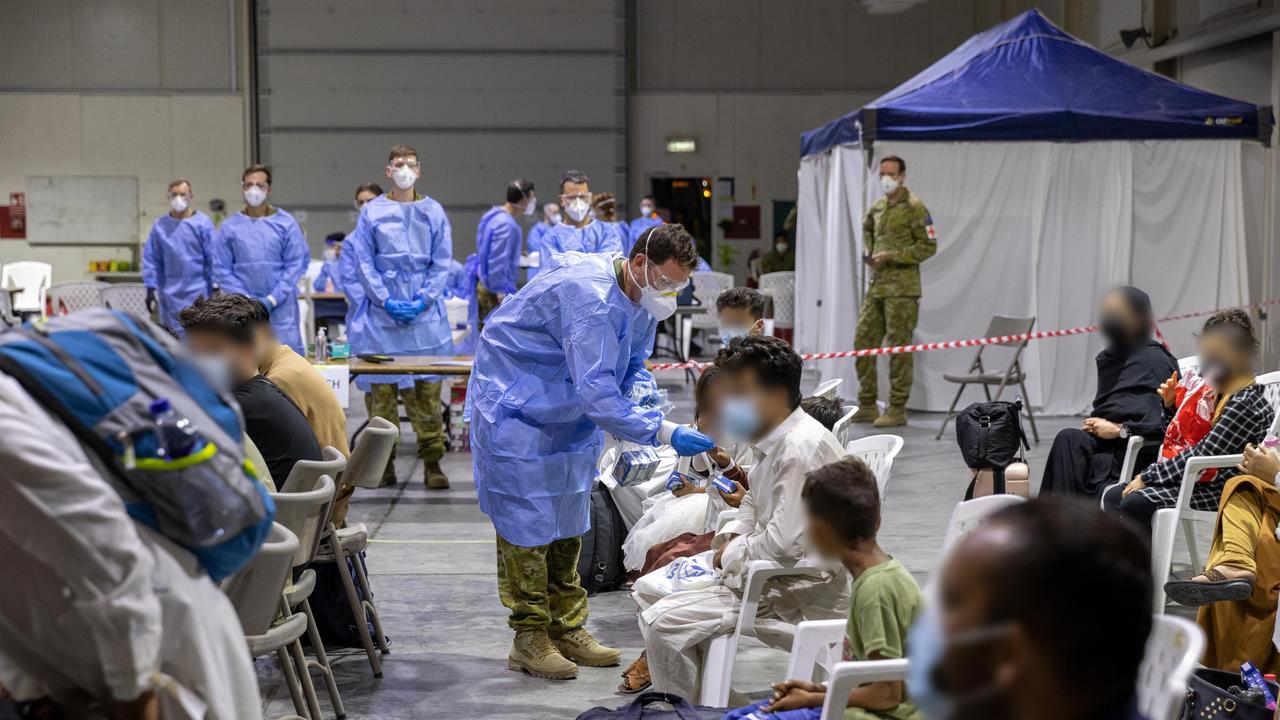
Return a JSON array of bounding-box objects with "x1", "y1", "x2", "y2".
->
[
  {"x1": 256, "y1": 0, "x2": 627, "y2": 256},
  {"x1": 0, "y1": 0, "x2": 235, "y2": 91}
]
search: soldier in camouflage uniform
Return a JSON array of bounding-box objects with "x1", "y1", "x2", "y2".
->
[{"x1": 852, "y1": 156, "x2": 937, "y2": 428}]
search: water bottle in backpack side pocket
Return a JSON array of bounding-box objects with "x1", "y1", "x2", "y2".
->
[{"x1": 150, "y1": 397, "x2": 238, "y2": 546}]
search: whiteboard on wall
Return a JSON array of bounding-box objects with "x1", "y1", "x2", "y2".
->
[{"x1": 25, "y1": 176, "x2": 139, "y2": 246}]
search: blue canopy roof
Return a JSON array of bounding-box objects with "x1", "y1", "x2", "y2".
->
[{"x1": 800, "y1": 9, "x2": 1269, "y2": 158}]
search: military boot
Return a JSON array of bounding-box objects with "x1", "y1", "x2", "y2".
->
[
  {"x1": 424, "y1": 460, "x2": 450, "y2": 489},
  {"x1": 508, "y1": 629, "x2": 578, "y2": 679},
  {"x1": 552, "y1": 627, "x2": 622, "y2": 667},
  {"x1": 874, "y1": 406, "x2": 908, "y2": 428},
  {"x1": 850, "y1": 405, "x2": 880, "y2": 424}
]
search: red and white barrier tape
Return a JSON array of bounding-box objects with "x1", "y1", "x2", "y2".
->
[{"x1": 648, "y1": 297, "x2": 1280, "y2": 372}]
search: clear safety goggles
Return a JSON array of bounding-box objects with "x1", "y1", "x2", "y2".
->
[
  {"x1": 647, "y1": 264, "x2": 688, "y2": 293},
  {"x1": 560, "y1": 192, "x2": 591, "y2": 204},
  {"x1": 388, "y1": 159, "x2": 420, "y2": 170}
]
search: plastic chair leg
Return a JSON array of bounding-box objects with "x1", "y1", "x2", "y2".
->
[
  {"x1": 1182, "y1": 519, "x2": 1205, "y2": 573},
  {"x1": 328, "y1": 530, "x2": 383, "y2": 676},
  {"x1": 935, "y1": 382, "x2": 969, "y2": 440},
  {"x1": 1151, "y1": 510, "x2": 1178, "y2": 615},
  {"x1": 698, "y1": 633, "x2": 736, "y2": 707},
  {"x1": 303, "y1": 598, "x2": 347, "y2": 719}
]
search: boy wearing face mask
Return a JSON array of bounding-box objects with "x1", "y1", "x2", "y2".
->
[
  {"x1": 347, "y1": 145, "x2": 456, "y2": 489},
  {"x1": 541, "y1": 170, "x2": 625, "y2": 265},
  {"x1": 716, "y1": 287, "x2": 766, "y2": 345},
  {"x1": 472, "y1": 179, "x2": 535, "y2": 332},
  {"x1": 209, "y1": 165, "x2": 310, "y2": 354},
  {"x1": 852, "y1": 156, "x2": 937, "y2": 428},
  {"x1": 637, "y1": 336, "x2": 849, "y2": 701},
  {"x1": 142, "y1": 178, "x2": 216, "y2": 334},
  {"x1": 909, "y1": 498, "x2": 1151, "y2": 720}
]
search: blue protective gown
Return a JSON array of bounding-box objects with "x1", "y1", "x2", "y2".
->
[
  {"x1": 312, "y1": 258, "x2": 343, "y2": 293},
  {"x1": 542, "y1": 220, "x2": 625, "y2": 261},
  {"x1": 210, "y1": 209, "x2": 309, "y2": 353},
  {"x1": 470, "y1": 251, "x2": 663, "y2": 547},
  {"x1": 525, "y1": 221, "x2": 553, "y2": 279},
  {"x1": 628, "y1": 215, "x2": 663, "y2": 249},
  {"x1": 469, "y1": 206, "x2": 523, "y2": 329},
  {"x1": 347, "y1": 194, "x2": 453, "y2": 390},
  {"x1": 445, "y1": 257, "x2": 472, "y2": 300},
  {"x1": 338, "y1": 231, "x2": 366, "y2": 346},
  {"x1": 600, "y1": 220, "x2": 631, "y2": 257},
  {"x1": 141, "y1": 211, "x2": 216, "y2": 333}
]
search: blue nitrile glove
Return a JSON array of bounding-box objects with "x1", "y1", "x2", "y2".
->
[
  {"x1": 383, "y1": 298, "x2": 413, "y2": 324},
  {"x1": 671, "y1": 426, "x2": 715, "y2": 456},
  {"x1": 406, "y1": 297, "x2": 427, "y2": 317}
]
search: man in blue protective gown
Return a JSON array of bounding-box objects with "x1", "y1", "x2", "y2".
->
[
  {"x1": 627, "y1": 195, "x2": 663, "y2": 254},
  {"x1": 525, "y1": 201, "x2": 560, "y2": 278},
  {"x1": 541, "y1": 169, "x2": 625, "y2": 261},
  {"x1": 348, "y1": 145, "x2": 454, "y2": 489},
  {"x1": 336, "y1": 182, "x2": 383, "y2": 348},
  {"x1": 471, "y1": 179, "x2": 535, "y2": 333},
  {"x1": 210, "y1": 164, "x2": 309, "y2": 353},
  {"x1": 141, "y1": 178, "x2": 215, "y2": 333},
  {"x1": 470, "y1": 223, "x2": 715, "y2": 680}
]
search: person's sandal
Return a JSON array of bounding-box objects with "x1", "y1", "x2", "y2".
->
[
  {"x1": 617, "y1": 653, "x2": 652, "y2": 694},
  {"x1": 1164, "y1": 567, "x2": 1255, "y2": 607}
]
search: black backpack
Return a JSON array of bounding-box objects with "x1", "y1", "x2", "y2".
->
[
  {"x1": 955, "y1": 398, "x2": 1030, "y2": 498},
  {"x1": 578, "y1": 481, "x2": 627, "y2": 594}
]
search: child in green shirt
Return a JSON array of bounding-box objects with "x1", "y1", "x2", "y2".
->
[{"x1": 724, "y1": 457, "x2": 923, "y2": 720}]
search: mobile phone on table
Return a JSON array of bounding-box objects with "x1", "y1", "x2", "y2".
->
[{"x1": 358, "y1": 353, "x2": 394, "y2": 363}]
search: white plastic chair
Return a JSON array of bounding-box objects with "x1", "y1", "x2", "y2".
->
[
  {"x1": 821, "y1": 659, "x2": 909, "y2": 720},
  {"x1": 844, "y1": 434, "x2": 905, "y2": 501},
  {"x1": 813, "y1": 377, "x2": 843, "y2": 399},
  {"x1": 690, "y1": 270, "x2": 734, "y2": 336},
  {"x1": 221, "y1": 523, "x2": 321, "y2": 720},
  {"x1": 49, "y1": 281, "x2": 107, "y2": 314},
  {"x1": 758, "y1": 271, "x2": 796, "y2": 330},
  {"x1": 940, "y1": 494, "x2": 1026, "y2": 555},
  {"x1": 100, "y1": 283, "x2": 150, "y2": 317},
  {"x1": 1144, "y1": 370, "x2": 1280, "y2": 613},
  {"x1": 830, "y1": 404, "x2": 859, "y2": 445},
  {"x1": 1138, "y1": 615, "x2": 1205, "y2": 720},
  {"x1": 1, "y1": 261, "x2": 52, "y2": 317},
  {"x1": 699, "y1": 557, "x2": 833, "y2": 706},
  {"x1": 274, "y1": 474, "x2": 344, "y2": 720}
]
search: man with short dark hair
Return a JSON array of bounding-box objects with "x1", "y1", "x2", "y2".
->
[
  {"x1": 540, "y1": 170, "x2": 625, "y2": 263},
  {"x1": 348, "y1": 144, "x2": 454, "y2": 488},
  {"x1": 210, "y1": 165, "x2": 309, "y2": 354},
  {"x1": 910, "y1": 498, "x2": 1152, "y2": 720},
  {"x1": 715, "y1": 287, "x2": 766, "y2": 343},
  {"x1": 800, "y1": 394, "x2": 846, "y2": 431},
  {"x1": 179, "y1": 294, "x2": 323, "y2": 485},
  {"x1": 142, "y1": 178, "x2": 216, "y2": 333},
  {"x1": 730, "y1": 456, "x2": 924, "y2": 719},
  {"x1": 473, "y1": 179, "x2": 535, "y2": 331},
  {"x1": 472, "y1": 222, "x2": 714, "y2": 681},
  {"x1": 638, "y1": 335, "x2": 849, "y2": 700},
  {"x1": 853, "y1": 155, "x2": 937, "y2": 428}
]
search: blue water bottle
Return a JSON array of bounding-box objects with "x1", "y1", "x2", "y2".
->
[{"x1": 150, "y1": 397, "x2": 201, "y2": 459}]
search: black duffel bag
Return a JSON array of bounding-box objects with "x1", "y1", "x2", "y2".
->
[
  {"x1": 576, "y1": 692, "x2": 726, "y2": 720},
  {"x1": 1181, "y1": 668, "x2": 1279, "y2": 719},
  {"x1": 955, "y1": 398, "x2": 1030, "y2": 498}
]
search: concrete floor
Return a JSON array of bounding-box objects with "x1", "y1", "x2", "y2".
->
[{"x1": 259, "y1": 381, "x2": 1200, "y2": 719}]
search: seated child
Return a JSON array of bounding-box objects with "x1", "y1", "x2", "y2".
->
[
  {"x1": 717, "y1": 287, "x2": 766, "y2": 343},
  {"x1": 725, "y1": 457, "x2": 923, "y2": 720}
]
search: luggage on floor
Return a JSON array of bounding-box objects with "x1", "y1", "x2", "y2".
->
[
  {"x1": 576, "y1": 692, "x2": 727, "y2": 720},
  {"x1": 968, "y1": 462, "x2": 1030, "y2": 498},
  {"x1": 578, "y1": 481, "x2": 627, "y2": 594},
  {"x1": 308, "y1": 551, "x2": 384, "y2": 648},
  {"x1": 955, "y1": 398, "x2": 1030, "y2": 499}
]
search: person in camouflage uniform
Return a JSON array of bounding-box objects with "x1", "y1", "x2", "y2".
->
[
  {"x1": 852, "y1": 156, "x2": 937, "y2": 428},
  {"x1": 365, "y1": 380, "x2": 445, "y2": 485}
]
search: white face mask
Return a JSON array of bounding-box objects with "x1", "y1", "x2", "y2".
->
[
  {"x1": 170, "y1": 195, "x2": 190, "y2": 214},
  {"x1": 640, "y1": 204, "x2": 654, "y2": 216},
  {"x1": 775, "y1": 242, "x2": 788, "y2": 254},
  {"x1": 880, "y1": 174, "x2": 901, "y2": 194},
  {"x1": 565, "y1": 198, "x2": 590, "y2": 223},
  {"x1": 627, "y1": 237, "x2": 680, "y2": 321},
  {"x1": 523, "y1": 197, "x2": 536, "y2": 216},
  {"x1": 243, "y1": 186, "x2": 267, "y2": 208},
  {"x1": 323, "y1": 248, "x2": 337, "y2": 261},
  {"x1": 549, "y1": 212, "x2": 562, "y2": 225},
  {"x1": 392, "y1": 165, "x2": 418, "y2": 190}
]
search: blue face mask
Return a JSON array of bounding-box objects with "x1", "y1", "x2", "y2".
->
[
  {"x1": 907, "y1": 604, "x2": 1010, "y2": 720},
  {"x1": 719, "y1": 324, "x2": 750, "y2": 344},
  {"x1": 720, "y1": 395, "x2": 761, "y2": 442}
]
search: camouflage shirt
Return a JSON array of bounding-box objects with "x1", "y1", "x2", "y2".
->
[{"x1": 862, "y1": 189, "x2": 937, "y2": 298}]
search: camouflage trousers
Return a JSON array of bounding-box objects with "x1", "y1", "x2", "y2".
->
[
  {"x1": 365, "y1": 380, "x2": 445, "y2": 478},
  {"x1": 476, "y1": 279, "x2": 502, "y2": 332},
  {"x1": 496, "y1": 534, "x2": 589, "y2": 632},
  {"x1": 855, "y1": 296, "x2": 919, "y2": 409}
]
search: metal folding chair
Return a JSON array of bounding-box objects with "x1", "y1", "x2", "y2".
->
[{"x1": 934, "y1": 315, "x2": 1039, "y2": 442}]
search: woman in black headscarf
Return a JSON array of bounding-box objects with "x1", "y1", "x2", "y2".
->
[{"x1": 1040, "y1": 286, "x2": 1178, "y2": 498}]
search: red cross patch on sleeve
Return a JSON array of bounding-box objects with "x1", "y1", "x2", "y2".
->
[{"x1": 926, "y1": 224, "x2": 937, "y2": 240}]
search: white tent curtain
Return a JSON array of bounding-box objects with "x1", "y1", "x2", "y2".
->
[{"x1": 795, "y1": 140, "x2": 1248, "y2": 416}]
